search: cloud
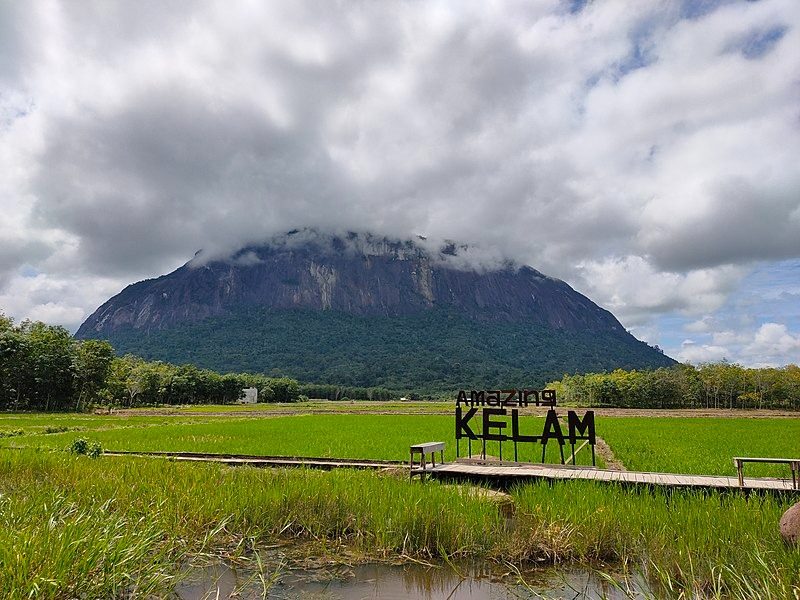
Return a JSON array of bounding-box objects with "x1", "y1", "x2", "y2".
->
[
  {"x1": 0, "y1": 0, "x2": 797, "y2": 368},
  {"x1": 743, "y1": 322, "x2": 800, "y2": 364},
  {"x1": 676, "y1": 339, "x2": 730, "y2": 363},
  {"x1": 670, "y1": 321, "x2": 800, "y2": 367},
  {"x1": 0, "y1": 271, "x2": 123, "y2": 331},
  {"x1": 574, "y1": 255, "x2": 746, "y2": 326}
]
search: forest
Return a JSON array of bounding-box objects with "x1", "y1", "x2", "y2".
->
[
  {"x1": 1, "y1": 314, "x2": 798, "y2": 410},
  {"x1": 548, "y1": 363, "x2": 800, "y2": 410}
]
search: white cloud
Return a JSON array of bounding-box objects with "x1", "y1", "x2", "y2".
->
[
  {"x1": 742, "y1": 323, "x2": 800, "y2": 364},
  {"x1": 676, "y1": 339, "x2": 730, "y2": 363},
  {"x1": 684, "y1": 316, "x2": 715, "y2": 333},
  {"x1": 669, "y1": 322, "x2": 800, "y2": 367},
  {"x1": 0, "y1": 0, "x2": 797, "y2": 365},
  {"x1": 574, "y1": 256, "x2": 746, "y2": 326},
  {"x1": 0, "y1": 272, "x2": 124, "y2": 331}
]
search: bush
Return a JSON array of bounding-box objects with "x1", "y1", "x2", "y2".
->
[
  {"x1": 87, "y1": 441, "x2": 103, "y2": 458},
  {"x1": 69, "y1": 438, "x2": 103, "y2": 458},
  {"x1": 44, "y1": 425, "x2": 70, "y2": 434}
]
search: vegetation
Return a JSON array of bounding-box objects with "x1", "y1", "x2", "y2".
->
[
  {"x1": 0, "y1": 414, "x2": 598, "y2": 466},
  {"x1": 0, "y1": 449, "x2": 797, "y2": 599},
  {"x1": 5, "y1": 412, "x2": 798, "y2": 478},
  {"x1": 0, "y1": 315, "x2": 301, "y2": 409},
  {"x1": 3, "y1": 313, "x2": 798, "y2": 410},
  {"x1": 100, "y1": 307, "x2": 675, "y2": 392},
  {"x1": 549, "y1": 362, "x2": 800, "y2": 410},
  {"x1": 298, "y1": 383, "x2": 398, "y2": 401},
  {"x1": 601, "y1": 417, "x2": 800, "y2": 478}
]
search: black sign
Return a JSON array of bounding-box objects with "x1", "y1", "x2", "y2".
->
[{"x1": 454, "y1": 388, "x2": 596, "y2": 465}]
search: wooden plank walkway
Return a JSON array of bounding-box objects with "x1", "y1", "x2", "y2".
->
[
  {"x1": 104, "y1": 450, "x2": 404, "y2": 471},
  {"x1": 418, "y1": 459, "x2": 799, "y2": 493},
  {"x1": 104, "y1": 450, "x2": 798, "y2": 493}
]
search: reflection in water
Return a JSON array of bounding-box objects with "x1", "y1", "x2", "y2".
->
[{"x1": 174, "y1": 559, "x2": 650, "y2": 599}]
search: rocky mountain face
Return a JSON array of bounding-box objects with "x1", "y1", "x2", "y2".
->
[
  {"x1": 76, "y1": 232, "x2": 675, "y2": 390},
  {"x1": 78, "y1": 232, "x2": 627, "y2": 336}
]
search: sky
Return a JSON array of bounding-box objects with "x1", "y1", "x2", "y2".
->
[{"x1": 1, "y1": 0, "x2": 798, "y2": 366}]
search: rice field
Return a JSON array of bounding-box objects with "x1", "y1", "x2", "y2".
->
[
  {"x1": 0, "y1": 405, "x2": 798, "y2": 598},
  {"x1": 600, "y1": 417, "x2": 800, "y2": 477},
  {"x1": 2, "y1": 411, "x2": 797, "y2": 475}
]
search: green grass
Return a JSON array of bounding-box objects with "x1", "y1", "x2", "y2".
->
[
  {"x1": 8, "y1": 411, "x2": 800, "y2": 477},
  {"x1": 4, "y1": 411, "x2": 799, "y2": 478},
  {"x1": 146, "y1": 400, "x2": 454, "y2": 414},
  {"x1": 512, "y1": 481, "x2": 800, "y2": 598},
  {"x1": 0, "y1": 414, "x2": 600, "y2": 466},
  {"x1": 601, "y1": 417, "x2": 800, "y2": 477},
  {"x1": 0, "y1": 449, "x2": 797, "y2": 599},
  {"x1": 0, "y1": 413, "x2": 219, "y2": 439}
]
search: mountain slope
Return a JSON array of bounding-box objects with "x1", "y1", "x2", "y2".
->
[{"x1": 76, "y1": 232, "x2": 675, "y2": 391}]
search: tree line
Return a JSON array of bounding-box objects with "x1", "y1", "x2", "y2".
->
[
  {"x1": 0, "y1": 316, "x2": 301, "y2": 410},
  {"x1": 548, "y1": 363, "x2": 800, "y2": 410}
]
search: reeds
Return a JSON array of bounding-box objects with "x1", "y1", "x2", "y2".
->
[{"x1": 0, "y1": 450, "x2": 797, "y2": 598}]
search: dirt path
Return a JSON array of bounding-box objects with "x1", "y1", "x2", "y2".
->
[
  {"x1": 594, "y1": 437, "x2": 625, "y2": 471},
  {"x1": 113, "y1": 406, "x2": 800, "y2": 418}
]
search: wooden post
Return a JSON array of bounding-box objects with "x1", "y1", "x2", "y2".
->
[{"x1": 735, "y1": 458, "x2": 744, "y2": 487}]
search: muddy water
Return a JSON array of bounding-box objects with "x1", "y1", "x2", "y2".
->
[{"x1": 174, "y1": 560, "x2": 650, "y2": 599}]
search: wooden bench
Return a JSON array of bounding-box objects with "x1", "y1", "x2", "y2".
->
[
  {"x1": 733, "y1": 457, "x2": 799, "y2": 489},
  {"x1": 410, "y1": 442, "x2": 445, "y2": 480}
]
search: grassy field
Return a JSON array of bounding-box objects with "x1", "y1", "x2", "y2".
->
[
  {"x1": 2, "y1": 410, "x2": 798, "y2": 476},
  {"x1": 0, "y1": 413, "x2": 220, "y2": 439},
  {"x1": 0, "y1": 449, "x2": 797, "y2": 599},
  {"x1": 0, "y1": 406, "x2": 799, "y2": 598},
  {"x1": 0, "y1": 414, "x2": 599, "y2": 466},
  {"x1": 158, "y1": 400, "x2": 456, "y2": 413},
  {"x1": 601, "y1": 417, "x2": 800, "y2": 478}
]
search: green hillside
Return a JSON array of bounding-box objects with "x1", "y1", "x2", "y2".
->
[{"x1": 100, "y1": 307, "x2": 674, "y2": 393}]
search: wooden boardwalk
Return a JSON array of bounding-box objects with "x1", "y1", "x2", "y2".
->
[
  {"x1": 104, "y1": 450, "x2": 404, "y2": 471},
  {"x1": 104, "y1": 450, "x2": 798, "y2": 493},
  {"x1": 417, "y1": 459, "x2": 799, "y2": 493}
]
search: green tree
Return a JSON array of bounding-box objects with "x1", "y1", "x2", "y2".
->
[{"x1": 73, "y1": 340, "x2": 114, "y2": 410}]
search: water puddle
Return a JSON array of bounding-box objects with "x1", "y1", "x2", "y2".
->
[{"x1": 174, "y1": 558, "x2": 650, "y2": 599}]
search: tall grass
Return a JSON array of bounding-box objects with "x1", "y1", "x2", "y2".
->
[
  {"x1": 512, "y1": 482, "x2": 800, "y2": 598},
  {"x1": 0, "y1": 450, "x2": 502, "y2": 598},
  {"x1": 0, "y1": 449, "x2": 797, "y2": 598}
]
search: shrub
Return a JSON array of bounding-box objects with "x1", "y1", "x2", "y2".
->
[{"x1": 69, "y1": 437, "x2": 103, "y2": 458}]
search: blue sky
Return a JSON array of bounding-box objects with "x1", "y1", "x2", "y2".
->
[
  {"x1": 0, "y1": 0, "x2": 798, "y2": 366},
  {"x1": 655, "y1": 259, "x2": 800, "y2": 364}
]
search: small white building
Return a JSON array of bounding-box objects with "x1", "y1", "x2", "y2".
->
[{"x1": 239, "y1": 387, "x2": 258, "y2": 404}]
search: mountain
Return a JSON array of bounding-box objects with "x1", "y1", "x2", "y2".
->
[{"x1": 76, "y1": 231, "x2": 675, "y2": 392}]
